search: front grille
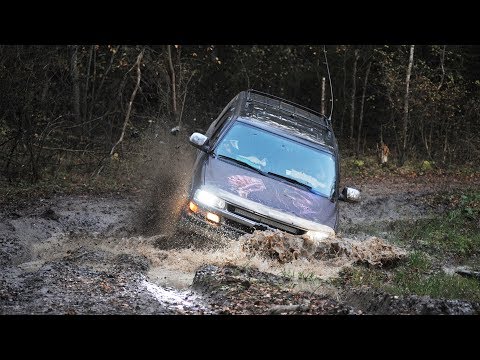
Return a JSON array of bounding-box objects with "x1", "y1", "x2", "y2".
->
[
  {"x1": 226, "y1": 204, "x2": 305, "y2": 235},
  {"x1": 224, "y1": 219, "x2": 255, "y2": 234}
]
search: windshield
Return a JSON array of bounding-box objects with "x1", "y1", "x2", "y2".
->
[{"x1": 214, "y1": 121, "x2": 336, "y2": 198}]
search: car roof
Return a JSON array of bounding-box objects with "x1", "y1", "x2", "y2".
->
[{"x1": 235, "y1": 90, "x2": 336, "y2": 150}]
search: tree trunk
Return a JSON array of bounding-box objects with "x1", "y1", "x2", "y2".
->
[
  {"x1": 88, "y1": 46, "x2": 97, "y2": 126},
  {"x1": 437, "y1": 45, "x2": 446, "y2": 91},
  {"x1": 349, "y1": 49, "x2": 359, "y2": 142},
  {"x1": 356, "y1": 61, "x2": 371, "y2": 156},
  {"x1": 339, "y1": 48, "x2": 348, "y2": 137},
  {"x1": 84, "y1": 46, "x2": 93, "y2": 124},
  {"x1": 70, "y1": 45, "x2": 81, "y2": 124},
  {"x1": 321, "y1": 77, "x2": 326, "y2": 116},
  {"x1": 400, "y1": 45, "x2": 415, "y2": 165},
  {"x1": 166, "y1": 45, "x2": 177, "y2": 123}
]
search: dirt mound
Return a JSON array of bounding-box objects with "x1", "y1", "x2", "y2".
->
[
  {"x1": 192, "y1": 264, "x2": 358, "y2": 315},
  {"x1": 241, "y1": 230, "x2": 407, "y2": 267}
]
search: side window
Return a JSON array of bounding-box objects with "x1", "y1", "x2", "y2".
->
[
  {"x1": 205, "y1": 117, "x2": 220, "y2": 138},
  {"x1": 209, "y1": 106, "x2": 235, "y2": 144},
  {"x1": 206, "y1": 95, "x2": 239, "y2": 138}
]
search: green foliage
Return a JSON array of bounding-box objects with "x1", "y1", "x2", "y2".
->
[
  {"x1": 393, "y1": 191, "x2": 480, "y2": 256},
  {"x1": 280, "y1": 269, "x2": 296, "y2": 279},
  {"x1": 353, "y1": 159, "x2": 364, "y2": 167},
  {"x1": 297, "y1": 271, "x2": 317, "y2": 282},
  {"x1": 405, "y1": 251, "x2": 432, "y2": 271},
  {"x1": 340, "y1": 190, "x2": 480, "y2": 302},
  {"x1": 421, "y1": 160, "x2": 433, "y2": 171},
  {"x1": 340, "y1": 155, "x2": 397, "y2": 179},
  {"x1": 397, "y1": 217, "x2": 480, "y2": 256},
  {"x1": 281, "y1": 269, "x2": 318, "y2": 282}
]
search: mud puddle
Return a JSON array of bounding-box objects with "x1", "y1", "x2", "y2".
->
[
  {"x1": 0, "y1": 194, "x2": 215, "y2": 314},
  {"x1": 1, "y1": 174, "x2": 479, "y2": 314},
  {"x1": 0, "y1": 193, "x2": 362, "y2": 314}
]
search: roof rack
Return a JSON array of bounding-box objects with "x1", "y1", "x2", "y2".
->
[{"x1": 245, "y1": 89, "x2": 331, "y2": 130}]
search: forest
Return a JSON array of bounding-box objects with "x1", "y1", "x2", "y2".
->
[{"x1": 1, "y1": 44, "x2": 479, "y2": 185}]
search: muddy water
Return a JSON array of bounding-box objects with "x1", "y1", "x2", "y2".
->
[
  {"x1": 25, "y1": 227, "x2": 353, "y2": 291},
  {"x1": 0, "y1": 188, "x2": 410, "y2": 315},
  {"x1": 1, "y1": 169, "x2": 477, "y2": 314},
  {"x1": 149, "y1": 238, "x2": 349, "y2": 288},
  {"x1": 0, "y1": 194, "x2": 331, "y2": 314}
]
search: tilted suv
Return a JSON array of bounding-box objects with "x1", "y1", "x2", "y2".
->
[{"x1": 181, "y1": 90, "x2": 359, "y2": 241}]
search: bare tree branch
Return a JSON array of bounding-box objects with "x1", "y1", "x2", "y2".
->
[
  {"x1": 95, "y1": 48, "x2": 145, "y2": 177},
  {"x1": 177, "y1": 70, "x2": 196, "y2": 130},
  {"x1": 109, "y1": 48, "x2": 145, "y2": 157}
]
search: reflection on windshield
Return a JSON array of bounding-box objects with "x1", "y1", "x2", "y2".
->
[
  {"x1": 285, "y1": 169, "x2": 325, "y2": 189},
  {"x1": 215, "y1": 122, "x2": 336, "y2": 197},
  {"x1": 237, "y1": 155, "x2": 266, "y2": 167}
]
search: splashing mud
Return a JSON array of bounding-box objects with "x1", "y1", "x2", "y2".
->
[
  {"x1": 19, "y1": 207, "x2": 407, "y2": 293},
  {"x1": 125, "y1": 128, "x2": 197, "y2": 237},
  {"x1": 2, "y1": 129, "x2": 478, "y2": 314},
  {"x1": 144, "y1": 229, "x2": 407, "y2": 290},
  {"x1": 242, "y1": 229, "x2": 407, "y2": 267}
]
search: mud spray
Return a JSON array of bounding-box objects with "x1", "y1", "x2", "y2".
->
[
  {"x1": 131, "y1": 128, "x2": 197, "y2": 237},
  {"x1": 108, "y1": 129, "x2": 406, "y2": 291}
]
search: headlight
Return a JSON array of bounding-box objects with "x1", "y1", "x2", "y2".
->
[
  {"x1": 193, "y1": 189, "x2": 225, "y2": 209},
  {"x1": 304, "y1": 229, "x2": 334, "y2": 242},
  {"x1": 206, "y1": 212, "x2": 220, "y2": 224}
]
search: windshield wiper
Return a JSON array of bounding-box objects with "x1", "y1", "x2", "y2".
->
[
  {"x1": 217, "y1": 155, "x2": 266, "y2": 175},
  {"x1": 266, "y1": 172, "x2": 313, "y2": 191}
]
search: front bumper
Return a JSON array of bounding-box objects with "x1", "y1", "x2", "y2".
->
[
  {"x1": 181, "y1": 200, "x2": 306, "y2": 239},
  {"x1": 179, "y1": 208, "x2": 248, "y2": 239},
  {"x1": 181, "y1": 187, "x2": 336, "y2": 241}
]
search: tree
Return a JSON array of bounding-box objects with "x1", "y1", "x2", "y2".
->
[
  {"x1": 399, "y1": 45, "x2": 415, "y2": 165},
  {"x1": 357, "y1": 60, "x2": 372, "y2": 156},
  {"x1": 349, "y1": 49, "x2": 360, "y2": 142},
  {"x1": 70, "y1": 45, "x2": 81, "y2": 124}
]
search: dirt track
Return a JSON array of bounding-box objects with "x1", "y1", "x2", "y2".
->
[{"x1": 1, "y1": 174, "x2": 479, "y2": 315}]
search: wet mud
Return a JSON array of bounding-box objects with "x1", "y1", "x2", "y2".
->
[{"x1": 1, "y1": 173, "x2": 479, "y2": 315}]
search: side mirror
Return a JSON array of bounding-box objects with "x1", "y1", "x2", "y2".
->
[
  {"x1": 189, "y1": 132, "x2": 210, "y2": 152},
  {"x1": 339, "y1": 187, "x2": 361, "y2": 202}
]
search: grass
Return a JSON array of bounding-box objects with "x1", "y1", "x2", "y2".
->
[
  {"x1": 281, "y1": 269, "x2": 319, "y2": 282},
  {"x1": 340, "y1": 251, "x2": 480, "y2": 302},
  {"x1": 393, "y1": 191, "x2": 480, "y2": 256},
  {"x1": 338, "y1": 191, "x2": 480, "y2": 302}
]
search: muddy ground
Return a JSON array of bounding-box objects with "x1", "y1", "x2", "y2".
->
[{"x1": 1, "y1": 173, "x2": 479, "y2": 315}]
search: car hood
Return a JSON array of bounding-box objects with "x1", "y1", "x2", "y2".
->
[{"x1": 203, "y1": 156, "x2": 337, "y2": 230}]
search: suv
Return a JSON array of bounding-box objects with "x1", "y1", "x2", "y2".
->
[{"x1": 181, "y1": 89, "x2": 359, "y2": 242}]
